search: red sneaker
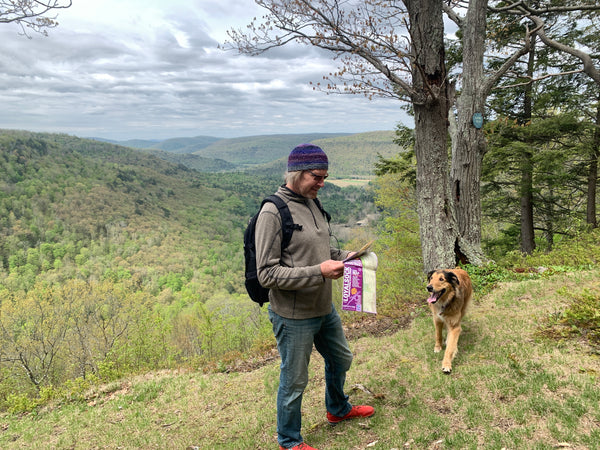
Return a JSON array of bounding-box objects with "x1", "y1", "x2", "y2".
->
[
  {"x1": 279, "y1": 443, "x2": 318, "y2": 450},
  {"x1": 326, "y1": 405, "x2": 375, "y2": 424}
]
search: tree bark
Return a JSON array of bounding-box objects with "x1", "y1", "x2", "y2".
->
[
  {"x1": 405, "y1": 0, "x2": 457, "y2": 271},
  {"x1": 519, "y1": 153, "x2": 536, "y2": 253},
  {"x1": 519, "y1": 38, "x2": 536, "y2": 254},
  {"x1": 588, "y1": 98, "x2": 600, "y2": 229},
  {"x1": 451, "y1": 0, "x2": 488, "y2": 265},
  {"x1": 588, "y1": 151, "x2": 599, "y2": 228}
]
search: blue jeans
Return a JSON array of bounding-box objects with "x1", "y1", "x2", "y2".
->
[{"x1": 268, "y1": 305, "x2": 353, "y2": 448}]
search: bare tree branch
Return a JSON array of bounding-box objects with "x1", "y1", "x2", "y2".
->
[
  {"x1": 0, "y1": 0, "x2": 72, "y2": 37},
  {"x1": 482, "y1": 24, "x2": 534, "y2": 95},
  {"x1": 224, "y1": 0, "x2": 418, "y2": 101},
  {"x1": 489, "y1": 0, "x2": 600, "y2": 15},
  {"x1": 528, "y1": 14, "x2": 600, "y2": 85},
  {"x1": 496, "y1": 68, "x2": 585, "y2": 89},
  {"x1": 488, "y1": 1, "x2": 600, "y2": 86}
]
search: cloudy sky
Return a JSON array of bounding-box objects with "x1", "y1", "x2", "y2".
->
[{"x1": 0, "y1": 0, "x2": 411, "y2": 141}]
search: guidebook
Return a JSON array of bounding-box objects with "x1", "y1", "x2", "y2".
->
[
  {"x1": 343, "y1": 239, "x2": 375, "y2": 262},
  {"x1": 342, "y1": 241, "x2": 377, "y2": 314}
]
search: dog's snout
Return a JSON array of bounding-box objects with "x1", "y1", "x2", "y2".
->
[{"x1": 427, "y1": 285, "x2": 433, "y2": 292}]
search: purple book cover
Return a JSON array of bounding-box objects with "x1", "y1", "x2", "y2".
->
[{"x1": 342, "y1": 259, "x2": 363, "y2": 311}]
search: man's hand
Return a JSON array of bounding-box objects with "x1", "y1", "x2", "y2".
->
[
  {"x1": 345, "y1": 251, "x2": 357, "y2": 261},
  {"x1": 320, "y1": 260, "x2": 345, "y2": 279}
]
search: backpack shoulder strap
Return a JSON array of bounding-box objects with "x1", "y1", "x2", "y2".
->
[
  {"x1": 312, "y1": 198, "x2": 331, "y2": 223},
  {"x1": 263, "y1": 194, "x2": 298, "y2": 250}
]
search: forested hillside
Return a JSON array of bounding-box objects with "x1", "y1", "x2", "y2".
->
[
  {"x1": 93, "y1": 136, "x2": 221, "y2": 152},
  {"x1": 0, "y1": 129, "x2": 381, "y2": 402},
  {"x1": 311, "y1": 131, "x2": 399, "y2": 178},
  {"x1": 146, "y1": 133, "x2": 351, "y2": 164},
  {"x1": 141, "y1": 149, "x2": 237, "y2": 172},
  {"x1": 104, "y1": 131, "x2": 402, "y2": 178}
]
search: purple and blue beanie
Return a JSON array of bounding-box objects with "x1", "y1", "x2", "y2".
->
[{"x1": 287, "y1": 143, "x2": 329, "y2": 172}]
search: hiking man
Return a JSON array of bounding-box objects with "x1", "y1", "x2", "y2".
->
[{"x1": 255, "y1": 143, "x2": 374, "y2": 450}]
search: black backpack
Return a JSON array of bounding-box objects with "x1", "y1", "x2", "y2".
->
[{"x1": 243, "y1": 194, "x2": 330, "y2": 306}]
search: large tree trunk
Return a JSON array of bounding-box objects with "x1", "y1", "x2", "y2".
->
[
  {"x1": 452, "y1": 0, "x2": 488, "y2": 265},
  {"x1": 520, "y1": 40, "x2": 536, "y2": 254},
  {"x1": 544, "y1": 186, "x2": 555, "y2": 251},
  {"x1": 588, "y1": 98, "x2": 600, "y2": 229},
  {"x1": 519, "y1": 154, "x2": 536, "y2": 253},
  {"x1": 405, "y1": 0, "x2": 457, "y2": 271}
]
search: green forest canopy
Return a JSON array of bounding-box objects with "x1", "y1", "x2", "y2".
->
[{"x1": 0, "y1": 129, "x2": 391, "y2": 396}]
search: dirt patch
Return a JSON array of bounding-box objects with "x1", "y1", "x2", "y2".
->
[
  {"x1": 229, "y1": 311, "x2": 415, "y2": 373},
  {"x1": 343, "y1": 314, "x2": 413, "y2": 340}
]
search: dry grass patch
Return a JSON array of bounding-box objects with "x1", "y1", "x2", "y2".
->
[{"x1": 327, "y1": 179, "x2": 372, "y2": 187}]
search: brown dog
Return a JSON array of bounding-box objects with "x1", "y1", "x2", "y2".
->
[{"x1": 426, "y1": 268, "x2": 473, "y2": 373}]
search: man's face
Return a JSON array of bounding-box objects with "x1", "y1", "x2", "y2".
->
[{"x1": 295, "y1": 169, "x2": 328, "y2": 199}]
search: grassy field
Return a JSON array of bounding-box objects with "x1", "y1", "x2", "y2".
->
[
  {"x1": 1, "y1": 270, "x2": 599, "y2": 449},
  {"x1": 328, "y1": 178, "x2": 373, "y2": 188}
]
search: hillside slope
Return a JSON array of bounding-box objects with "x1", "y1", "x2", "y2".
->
[
  {"x1": 1, "y1": 270, "x2": 598, "y2": 449},
  {"x1": 0, "y1": 130, "x2": 248, "y2": 282},
  {"x1": 190, "y1": 133, "x2": 352, "y2": 165},
  {"x1": 0, "y1": 129, "x2": 381, "y2": 295},
  {"x1": 100, "y1": 131, "x2": 404, "y2": 179},
  {"x1": 191, "y1": 130, "x2": 402, "y2": 178},
  {"x1": 0, "y1": 129, "x2": 382, "y2": 393},
  {"x1": 312, "y1": 130, "x2": 400, "y2": 178}
]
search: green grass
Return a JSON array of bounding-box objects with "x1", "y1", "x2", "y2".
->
[{"x1": 1, "y1": 269, "x2": 599, "y2": 449}]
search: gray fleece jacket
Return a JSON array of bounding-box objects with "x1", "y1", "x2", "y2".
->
[{"x1": 255, "y1": 186, "x2": 350, "y2": 319}]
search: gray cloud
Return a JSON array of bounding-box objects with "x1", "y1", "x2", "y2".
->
[{"x1": 0, "y1": 0, "x2": 410, "y2": 140}]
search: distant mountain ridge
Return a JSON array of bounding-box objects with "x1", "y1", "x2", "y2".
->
[
  {"x1": 187, "y1": 133, "x2": 352, "y2": 165},
  {"x1": 96, "y1": 130, "x2": 401, "y2": 178}
]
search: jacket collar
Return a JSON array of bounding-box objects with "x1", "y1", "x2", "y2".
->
[{"x1": 279, "y1": 185, "x2": 310, "y2": 203}]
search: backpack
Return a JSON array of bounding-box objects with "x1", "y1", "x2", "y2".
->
[{"x1": 243, "y1": 194, "x2": 330, "y2": 306}]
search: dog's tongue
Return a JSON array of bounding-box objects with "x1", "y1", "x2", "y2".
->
[{"x1": 427, "y1": 293, "x2": 438, "y2": 304}]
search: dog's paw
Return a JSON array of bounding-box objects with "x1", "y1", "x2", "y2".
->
[
  {"x1": 434, "y1": 345, "x2": 442, "y2": 353},
  {"x1": 442, "y1": 366, "x2": 452, "y2": 374}
]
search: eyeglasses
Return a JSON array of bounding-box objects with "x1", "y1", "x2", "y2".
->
[{"x1": 308, "y1": 171, "x2": 329, "y2": 182}]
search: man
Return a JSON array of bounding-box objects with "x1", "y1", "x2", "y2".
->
[{"x1": 255, "y1": 143, "x2": 375, "y2": 450}]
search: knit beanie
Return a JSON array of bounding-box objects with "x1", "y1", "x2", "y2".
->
[{"x1": 287, "y1": 143, "x2": 329, "y2": 172}]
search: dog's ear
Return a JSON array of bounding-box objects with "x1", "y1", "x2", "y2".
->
[
  {"x1": 427, "y1": 270, "x2": 435, "y2": 281},
  {"x1": 445, "y1": 271, "x2": 460, "y2": 287}
]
